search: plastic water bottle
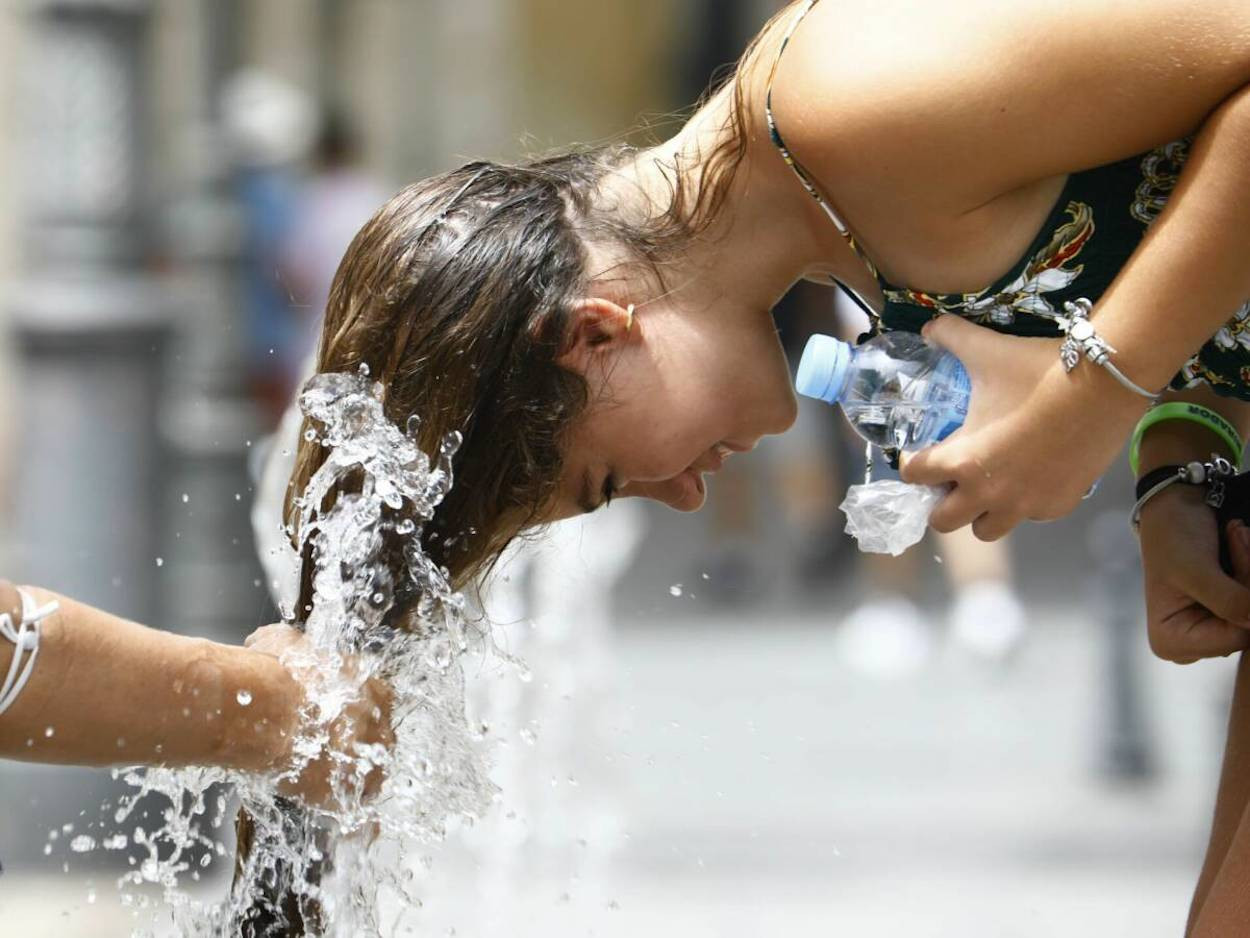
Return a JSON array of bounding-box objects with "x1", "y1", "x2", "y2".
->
[{"x1": 795, "y1": 332, "x2": 970, "y2": 450}]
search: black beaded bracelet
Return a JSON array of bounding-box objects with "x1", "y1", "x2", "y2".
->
[
  {"x1": 1131, "y1": 456, "x2": 1235, "y2": 530},
  {"x1": 1135, "y1": 465, "x2": 1190, "y2": 501}
]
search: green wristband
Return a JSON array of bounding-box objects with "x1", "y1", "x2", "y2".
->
[{"x1": 1129, "y1": 402, "x2": 1245, "y2": 477}]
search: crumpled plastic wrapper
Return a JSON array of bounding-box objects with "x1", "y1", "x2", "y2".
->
[{"x1": 840, "y1": 480, "x2": 947, "y2": 556}]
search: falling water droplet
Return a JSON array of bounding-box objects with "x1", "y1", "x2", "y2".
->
[
  {"x1": 395, "y1": 518, "x2": 416, "y2": 536},
  {"x1": 44, "y1": 726, "x2": 55, "y2": 738},
  {"x1": 155, "y1": 557, "x2": 164, "y2": 568},
  {"x1": 69, "y1": 835, "x2": 96, "y2": 853},
  {"x1": 304, "y1": 429, "x2": 318, "y2": 442},
  {"x1": 181, "y1": 493, "x2": 189, "y2": 504},
  {"x1": 669, "y1": 584, "x2": 683, "y2": 597},
  {"x1": 236, "y1": 690, "x2": 253, "y2": 707}
]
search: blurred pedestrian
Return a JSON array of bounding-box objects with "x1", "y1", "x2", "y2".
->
[
  {"x1": 220, "y1": 69, "x2": 316, "y2": 427},
  {"x1": 279, "y1": 108, "x2": 389, "y2": 385},
  {"x1": 825, "y1": 292, "x2": 1028, "y2": 676}
]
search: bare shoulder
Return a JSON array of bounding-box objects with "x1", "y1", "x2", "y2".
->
[{"x1": 766, "y1": 0, "x2": 1250, "y2": 207}]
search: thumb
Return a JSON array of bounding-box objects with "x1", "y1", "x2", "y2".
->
[
  {"x1": 921, "y1": 315, "x2": 1000, "y2": 374},
  {"x1": 897, "y1": 441, "x2": 955, "y2": 487}
]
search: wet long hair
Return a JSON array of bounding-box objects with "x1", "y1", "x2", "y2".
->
[{"x1": 284, "y1": 4, "x2": 801, "y2": 595}]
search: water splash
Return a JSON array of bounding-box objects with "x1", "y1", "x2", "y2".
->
[{"x1": 106, "y1": 369, "x2": 499, "y2": 936}]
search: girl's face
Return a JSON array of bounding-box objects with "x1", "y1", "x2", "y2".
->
[{"x1": 548, "y1": 294, "x2": 797, "y2": 519}]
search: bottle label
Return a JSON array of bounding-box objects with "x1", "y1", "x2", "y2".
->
[{"x1": 932, "y1": 355, "x2": 971, "y2": 443}]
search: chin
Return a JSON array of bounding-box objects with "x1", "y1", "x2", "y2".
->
[{"x1": 664, "y1": 468, "x2": 707, "y2": 512}]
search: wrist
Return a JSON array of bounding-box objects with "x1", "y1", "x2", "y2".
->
[
  {"x1": 1136, "y1": 474, "x2": 1208, "y2": 528},
  {"x1": 207, "y1": 642, "x2": 301, "y2": 773},
  {"x1": 1038, "y1": 350, "x2": 1151, "y2": 441},
  {"x1": 1135, "y1": 414, "x2": 1242, "y2": 478}
]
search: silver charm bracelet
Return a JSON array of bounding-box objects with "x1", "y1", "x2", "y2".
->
[
  {"x1": 1130, "y1": 455, "x2": 1235, "y2": 530},
  {"x1": 1058, "y1": 298, "x2": 1161, "y2": 400}
]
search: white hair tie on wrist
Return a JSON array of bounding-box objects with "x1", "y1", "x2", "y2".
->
[{"x1": 0, "y1": 589, "x2": 59, "y2": 717}]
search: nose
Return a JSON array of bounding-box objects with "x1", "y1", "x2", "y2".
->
[{"x1": 764, "y1": 386, "x2": 799, "y2": 436}]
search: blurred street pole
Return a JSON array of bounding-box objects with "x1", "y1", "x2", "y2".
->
[
  {"x1": 1087, "y1": 510, "x2": 1158, "y2": 783},
  {"x1": 3, "y1": 0, "x2": 172, "y2": 871}
]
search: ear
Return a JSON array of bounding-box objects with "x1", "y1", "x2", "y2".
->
[{"x1": 555, "y1": 297, "x2": 635, "y2": 373}]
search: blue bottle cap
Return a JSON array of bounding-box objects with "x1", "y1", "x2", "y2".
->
[{"x1": 795, "y1": 334, "x2": 852, "y2": 404}]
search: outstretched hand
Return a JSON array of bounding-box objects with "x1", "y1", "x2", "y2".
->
[
  {"x1": 245, "y1": 624, "x2": 395, "y2": 810},
  {"x1": 899, "y1": 315, "x2": 1151, "y2": 540}
]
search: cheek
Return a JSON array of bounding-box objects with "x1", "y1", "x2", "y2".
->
[
  {"x1": 605, "y1": 390, "x2": 712, "y2": 472},
  {"x1": 719, "y1": 345, "x2": 798, "y2": 437}
]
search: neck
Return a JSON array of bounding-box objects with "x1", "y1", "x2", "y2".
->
[{"x1": 615, "y1": 83, "x2": 853, "y2": 314}]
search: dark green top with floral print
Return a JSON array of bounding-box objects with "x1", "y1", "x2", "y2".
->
[
  {"x1": 870, "y1": 139, "x2": 1250, "y2": 400},
  {"x1": 765, "y1": 0, "x2": 1250, "y2": 401},
  {"x1": 872, "y1": 139, "x2": 1250, "y2": 400}
]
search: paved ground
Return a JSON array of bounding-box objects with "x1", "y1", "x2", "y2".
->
[{"x1": 0, "y1": 602, "x2": 1237, "y2": 937}]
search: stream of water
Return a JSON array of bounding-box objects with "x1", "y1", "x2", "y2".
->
[{"x1": 90, "y1": 368, "x2": 501, "y2": 936}]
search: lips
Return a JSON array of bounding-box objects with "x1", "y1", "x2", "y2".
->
[
  {"x1": 690, "y1": 444, "x2": 733, "y2": 475},
  {"x1": 629, "y1": 442, "x2": 750, "y2": 512}
]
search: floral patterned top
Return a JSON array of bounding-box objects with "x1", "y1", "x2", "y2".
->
[{"x1": 765, "y1": 0, "x2": 1250, "y2": 400}]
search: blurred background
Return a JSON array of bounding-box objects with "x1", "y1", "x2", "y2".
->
[{"x1": 0, "y1": 1, "x2": 1237, "y2": 936}]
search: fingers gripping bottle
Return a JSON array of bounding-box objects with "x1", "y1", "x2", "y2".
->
[{"x1": 795, "y1": 332, "x2": 970, "y2": 451}]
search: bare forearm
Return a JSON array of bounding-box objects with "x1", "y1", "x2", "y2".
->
[
  {"x1": 1094, "y1": 83, "x2": 1250, "y2": 391},
  {"x1": 0, "y1": 583, "x2": 297, "y2": 772},
  {"x1": 1189, "y1": 655, "x2": 1250, "y2": 937}
]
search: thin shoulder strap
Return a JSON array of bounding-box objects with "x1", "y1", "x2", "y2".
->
[
  {"x1": 763, "y1": 0, "x2": 882, "y2": 327},
  {"x1": 764, "y1": 0, "x2": 851, "y2": 238}
]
